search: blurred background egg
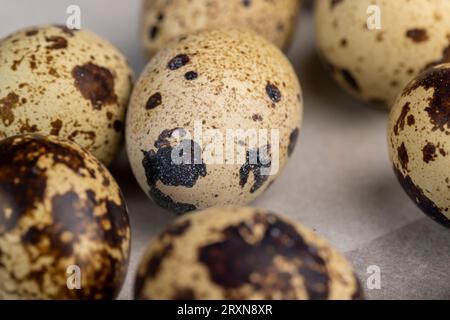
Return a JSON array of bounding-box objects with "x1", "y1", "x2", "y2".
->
[
  {"x1": 141, "y1": 0, "x2": 302, "y2": 58},
  {"x1": 315, "y1": 0, "x2": 450, "y2": 107},
  {"x1": 0, "y1": 25, "x2": 133, "y2": 165}
]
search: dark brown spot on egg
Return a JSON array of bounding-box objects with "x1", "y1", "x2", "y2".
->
[
  {"x1": 252, "y1": 114, "x2": 263, "y2": 122},
  {"x1": 393, "y1": 102, "x2": 410, "y2": 136},
  {"x1": 393, "y1": 166, "x2": 450, "y2": 228},
  {"x1": 425, "y1": 45, "x2": 450, "y2": 69},
  {"x1": 146, "y1": 244, "x2": 173, "y2": 279},
  {"x1": 167, "y1": 54, "x2": 190, "y2": 70},
  {"x1": 198, "y1": 213, "x2": 331, "y2": 299},
  {"x1": 184, "y1": 71, "x2": 198, "y2": 80},
  {"x1": 404, "y1": 66, "x2": 450, "y2": 133},
  {"x1": 239, "y1": 145, "x2": 271, "y2": 193},
  {"x1": 141, "y1": 128, "x2": 206, "y2": 214},
  {"x1": 29, "y1": 54, "x2": 37, "y2": 71},
  {"x1": 50, "y1": 119, "x2": 63, "y2": 136},
  {"x1": 266, "y1": 83, "x2": 282, "y2": 103},
  {"x1": 341, "y1": 69, "x2": 360, "y2": 91},
  {"x1": 162, "y1": 220, "x2": 192, "y2": 239},
  {"x1": 172, "y1": 288, "x2": 196, "y2": 300},
  {"x1": 242, "y1": 0, "x2": 251, "y2": 7},
  {"x1": 113, "y1": 120, "x2": 123, "y2": 132},
  {"x1": 68, "y1": 130, "x2": 97, "y2": 148},
  {"x1": 352, "y1": 277, "x2": 365, "y2": 300},
  {"x1": 25, "y1": 29, "x2": 38, "y2": 36},
  {"x1": 146, "y1": 93, "x2": 162, "y2": 110},
  {"x1": 149, "y1": 187, "x2": 197, "y2": 215},
  {"x1": 54, "y1": 24, "x2": 77, "y2": 37},
  {"x1": 406, "y1": 29, "x2": 429, "y2": 43},
  {"x1": 72, "y1": 63, "x2": 117, "y2": 110},
  {"x1": 149, "y1": 26, "x2": 159, "y2": 40},
  {"x1": 45, "y1": 36, "x2": 68, "y2": 49},
  {"x1": 48, "y1": 67, "x2": 59, "y2": 77},
  {"x1": 397, "y1": 143, "x2": 409, "y2": 171},
  {"x1": 0, "y1": 135, "x2": 91, "y2": 232},
  {"x1": 422, "y1": 142, "x2": 437, "y2": 163},
  {"x1": 407, "y1": 115, "x2": 415, "y2": 126},
  {"x1": 288, "y1": 128, "x2": 299, "y2": 157},
  {"x1": 330, "y1": 0, "x2": 344, "y2": 9},
  {"x1": 0, "y1": 92, "x2": 20, "y2": 127},
  {"x1": 19, "y1": 119, "x2": 38, "y2": 133},
  {"x1": 0, "y1": 134, "x2": 129, "y2": 299}
]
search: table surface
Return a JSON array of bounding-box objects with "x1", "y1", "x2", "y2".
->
[{"x1": 0, "y1": 0, "x2": 449, "y2": 300}]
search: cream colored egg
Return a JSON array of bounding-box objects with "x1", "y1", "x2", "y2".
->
[
  {"x1": 388, "y1": 63, "x2": 450, "y2": 228},
  {"x1": 134, "y1": 206, "x2": 363, "y2": 300},
  {"x1": 315, "y1": 0, "x2": 450, "y2": 107},
  {"x1": 0, "y1": 25, "x2": 133, "y2": 165},
  {"x1": 141, "y1": 0, "x2": 301, "y2": 58},
  {"x1": 126, "y1": 29, "x2": 303, "y2": 214},
  {"x1": 0, "y1": 134, "x2": 131, "y2": 299}
]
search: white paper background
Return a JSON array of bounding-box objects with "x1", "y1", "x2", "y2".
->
[{"x1": 0, "y1": 0, "x2": 449, "y2": 299}]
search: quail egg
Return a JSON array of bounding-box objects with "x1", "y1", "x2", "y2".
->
[
  {"x1": 0, "y1": 25, "x2": 133, "y2": 164},
  {"x1": 126, "y1": 29, "x2": 303, "y2": 214},
  {"x1": 315, "y1": 0, "x2": 450, "y2": 107},
  {"x1": 388, "y1": 63, "x2": 450, "y2": 228},
  {"x1": 134, "y1": 206, "x2": 363, "y2": 300},
  {"x1": 0, "y1": 134, "x2": 131, "y2": 299},
  {"x1": 141, "y1": 0, "x2": 302, "y2": 58}
]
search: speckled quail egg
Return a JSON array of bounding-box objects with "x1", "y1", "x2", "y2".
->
[
  {"x1": 0, "y1": 25, "x2": 133, "y2": 165},
  {"x1": 315, "y1": 0, "x2": 450, "y2": 107},
  {"x1": 126, "y1": 29, "x2": 303, "y2": 214},
  {"x1": 141, "y1": 0, "x2": 302, "y2": 58},
  {"x1": 0, "y1": 134, "x2": 131, "y2": 299},
  {"x1": 388, "y1": 63, "x2": 450, "y2": 228},
  {"x1": 134, "y1": 206, "x2": 363, "y2": 300}
]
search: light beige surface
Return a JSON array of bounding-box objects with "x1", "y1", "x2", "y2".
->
[{"x1": 0, "y1": 0, "x2": 449, "y2": 300}]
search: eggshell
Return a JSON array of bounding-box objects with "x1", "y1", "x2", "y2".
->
[
  {"x1": 388, "y1": 63, "x2": 450, "y2": 228},
  {"x1": 141, "y1": 0, "x2": 301, "y2": 58},
  {"x1": 315, "y1": 0, "x2": 450, "y2": 107},
  {"x1": 126, "y1": 29, "x2": 303, "y2": 214},
  {"x1": 134, "y1": 206, "x2": 363, "y2": 300},
  {"x1": 0, "y1": 134, "x2": 131, "y2": 299},
  {"x1": 0, "y1": 25, "x2": 133, "y2": 164}
]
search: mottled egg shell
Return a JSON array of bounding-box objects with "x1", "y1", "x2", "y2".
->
[
  {"x1": 141, "y1": 0, "x2": 301, "y2": 58},
  {"x1": 315, "y1": 0, "x2": 450, "y2": 107},
  {"x1": 134, "y1": 206, "x2": 363, "y2": 300},
  {"x1": 388, "y1": 63, "x2": 450, "y2": 228},
  {"x1": 0, "y1": 134, "x2": 131, "y2": 299},
  {"x1": 126, "y1": 29, "x2": 303, "y2": 214},
  {"x1": 0, "y1": 25, "x2": 133, "y2": 165}
]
